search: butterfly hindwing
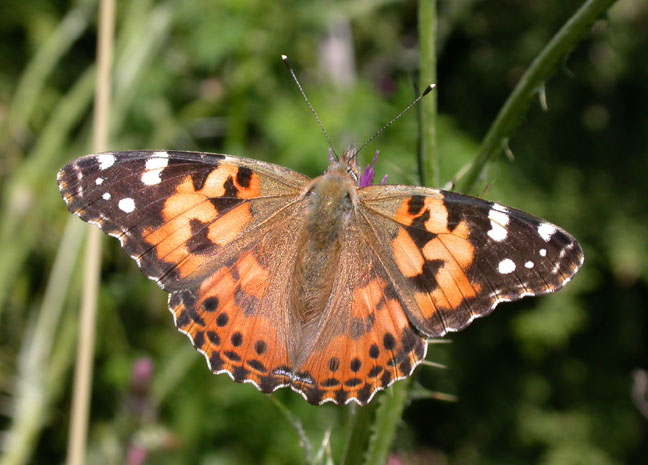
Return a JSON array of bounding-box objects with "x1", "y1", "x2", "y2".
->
[
  {"x1": 288, "y1": 222, "x2": 427, "y2": 405},
  {"x1": 57, "y1": 151, "x2": 309, "y2": 290},
  {"x1": 359, "y1": 185, "x2": 584, "y2": 337},
  {"x1": 167, "y1": 202, "x2": 310, "y2": 395}
]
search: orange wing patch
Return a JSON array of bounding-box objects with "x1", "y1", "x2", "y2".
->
[
  {"x1": 391, "y1": 228, "x2": 425, "y2": 278},
  {"x1": 391, "y1": 195, "x2": 481, "y2": 326},
  {"x1": 291, "y1": 277, "x2": 427, "y2": 405},
  {"x1": 141, "y1": 165, "x2": 260, "y2": 280},
  {"x1": 169, "y1": 248, "x2": 292, "y2": 394},
  {"x1": 394, "y1": 195, "x2": 449, "y2": 233},
  {"x1": 174, "y1": 163, "x2": 261, "y2": 200}
]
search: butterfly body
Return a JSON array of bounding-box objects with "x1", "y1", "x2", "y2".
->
[{"x1": 58, "y1": 149, "x2": 583, "y2": 405}]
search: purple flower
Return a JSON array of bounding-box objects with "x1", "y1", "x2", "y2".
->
[
  {"x1": 131, "y1": 357, "x2": 154, "y2": 396},
  {"x1": 125, "y1": 445, "x2": 148, "y2": 465},
  {"x1": 359, "y1": 150, "x2": 387, "y2": 187}
]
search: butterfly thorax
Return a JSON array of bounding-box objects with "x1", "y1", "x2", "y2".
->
[{"x1": 290, "y1": 162, "x2": 359, "y2": 362}]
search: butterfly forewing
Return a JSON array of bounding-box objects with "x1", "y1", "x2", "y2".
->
[
  {"x1": 359, "y1": 185, "x2": 584, "y2": 337},
  {"x1": 57, "y1": 151, "x2": 309, "y2": 290}
]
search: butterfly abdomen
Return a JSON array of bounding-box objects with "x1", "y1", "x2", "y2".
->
[{"x1": 289, "y1": 174, "x2": 358, "y2": 360}]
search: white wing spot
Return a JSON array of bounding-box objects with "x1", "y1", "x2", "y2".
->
[
  {"x1": 118, "y1": 197, "x2": 135, "y2": 213},
  {"x1": 524, "y1": 261, "x2": 534, "y2": 269},
  {"x1": 487, "y1": 207, "x2": 509, "y2": 242},
  {"x1": 141, "y1": 171, "x2": 161, "y2": 185},
  {"x1": 141, "y1": 153, "x2": 170, "y2": 186},
  {"x1": 539, "y1": 248, "x2": 547, "y2": 257},
  {"x1": 538, "y1": 223, "x2": 557, "y2": 242},
  {"x1": 97, "y1": 154, "x2": 116, "y2": 170},
  {"x1": 95, "y1": 177, "x2": 104, "y2": 185},
  {"x1": 102, "y1": 192, "x2": 111, "y2": 200},
  {"x1": 498, "y1": 258, "x2": 516, "y2": 274}
]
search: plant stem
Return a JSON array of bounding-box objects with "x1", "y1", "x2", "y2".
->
[
  {"x1": 269, "y1": 397, "x2": 314, "y2": 465},
  {"x1": 457, "y1": 0, "x2": 618, "y2": 194},
  {"x1": 340, "y1": 402, "x2": 378, "y2": 465},
  {"x1": 364, "y1": 379, "x2": 411, "y2": 465},
  {"x1": 418, "y1": 0, "x2": 438, "y2": 187},
  {"x1": 66, "y1": 1, "x2": 114, "y2": 464}
]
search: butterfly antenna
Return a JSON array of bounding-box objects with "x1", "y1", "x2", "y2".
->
[
  {"x1": 282, "y1": 54, "x2": 338, "y2": 159},
  {"x1": 355, "y1": 83, "x2": 436, "y2": 157}
]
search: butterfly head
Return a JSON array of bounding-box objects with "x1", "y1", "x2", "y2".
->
[
  {"x1": 327, "y1": 144, "x2": 385, "y2": 188},
  {"x1": 326, "y1": 145, "x2": 361, "y2": 183}
]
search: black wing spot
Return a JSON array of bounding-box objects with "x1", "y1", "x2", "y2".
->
[
  {"x1": 407, "y1": 209, "x2": 437, "y2": 249},
  {"x1": 169, "y1": 293, "x2": 181, "y2": 308},
  {"x1": 210, "y1": 352, "x2": 224, "y2": 371},
  {"x1": 209, "y1": 177, "x2": 244, "y2": 211},
  {"x1": 254, "y1": 340, "x2": 267, "y2": 355},
  {"x1": 344, "y1": 378, "x2": 362, "y2": 387},
  {"x1": 176, "y1": 311, "x2": 190, "y2": 328},
  {"x1": 193, "y1": 331, "x2": 205, "y2": 348},
  {"x1": 335, "y1": 389, "x2": 349, "y2": 404},
  {"x1": 207, "y1": 331, "x2": 220, "y2": 345},
  {"x1": 232, "y1": 365, "x2": 250, "y2": 382},
  {"x1": 224, "y1": 350, "x2": 241, "y2": 362},
  {"x1": 259, "y1": 375, "x2": 282, "y2": 393},
  {"x1": 216, "y1": 313, "x2": 229, "y2": 327},
  {"x1": 231, "y1": 332, "x2": 243, "y2": 347},
  {"x1": 180, "y1": 289, "x2": 196, "y2": 308},
  {"x1": 380, "y1": 370, "x2": 392, "y2": 387},
  {"x1": 357, "y1": 384, "x2": 373, "y2": 404},
  {"x1": 187, "y1": 219, "x2": 212, "y2": 254},
  {"x1": 201, "y1": 296, "x2": 219, "y2": 312},
  {"x1": 322, "y1": 378, "x2": 341, "y2": 387},
  {"x1": 247, "y1": 359, "x2": 267, "y2": 372},
  {"x1": 236, "y1": 166, "x2": 253, "y2": 188},
  {"x1": 190, "y1": 168, "x2": 210, "y2": 191},
  {"x1": 383, "y1": 332, "x2": 396, "y2": 350},
  {"x1": 188, "y1": 309, "x2": 205, "y2": 326},
  {"x1": 407, "y1": 195, "x2": 426, "y2": 215},
  {"x1": 441, "y1": 191, "x2": 466, "y2": 232},
  {"x1": 400, "y1": 327, "x2": 421, "y2": 353}
]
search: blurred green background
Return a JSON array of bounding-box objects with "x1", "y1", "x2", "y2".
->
[{"x1": 0, "y1": 0, "x2": 646, "y2": 464}]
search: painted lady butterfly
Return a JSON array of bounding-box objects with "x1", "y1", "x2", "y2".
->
[{"x1": 57, "y1": 145, "x2": 583, "y2": 405}]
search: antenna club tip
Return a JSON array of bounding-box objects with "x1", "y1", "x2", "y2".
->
[
  {"x1": 422, "y1": 83, "x2": 437, "y2": 96},
  {"x1": 281, "y1": 54, "x2": 288, "y2": 61}
]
